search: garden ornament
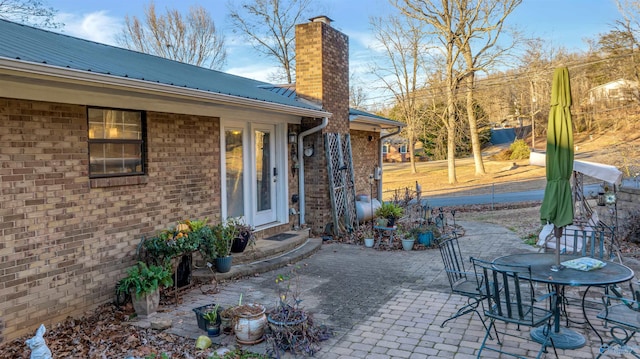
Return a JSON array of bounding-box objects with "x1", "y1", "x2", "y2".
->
[{"x1": 25, "y1": 324, "x2": 52, "y2": 359}]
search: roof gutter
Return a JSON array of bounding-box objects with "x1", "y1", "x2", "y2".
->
[
  {"x1": 0, "y1": 58, "x2": 331, "y2": 118},
  {"x1": 349, "y1": 114, "x2": 406, "y2": 129},
  {"x1": 378, "y1": 126, "x2": 403, "y2": 202},
  {"x1": 298, "y1": 117, "x2": 329, "y2": 226}
]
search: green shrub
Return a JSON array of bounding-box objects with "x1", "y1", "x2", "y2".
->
[{"x1": 509, "y1": 139, "x2": 530, "y2": 160}]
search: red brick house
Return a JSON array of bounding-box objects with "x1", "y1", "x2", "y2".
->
[{"x1": 0, "y1": 17, "x2": 402, "y2": 341}]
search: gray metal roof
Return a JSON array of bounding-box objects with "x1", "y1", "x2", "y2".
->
[{"x1": 0, "y1": 19, "x2": 323, "y2": 113}]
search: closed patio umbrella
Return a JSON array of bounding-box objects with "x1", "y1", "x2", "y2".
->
[{"x1": 540, "y1": 67, "x2": 574, "y2": 271}]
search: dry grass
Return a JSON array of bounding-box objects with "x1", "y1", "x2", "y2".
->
[
  {"x1": 381, "y1": 131, "x2": 640, "y2": 242},
  {"x1": 382, "y1": 132, "x2": 640, "y2": 199}
]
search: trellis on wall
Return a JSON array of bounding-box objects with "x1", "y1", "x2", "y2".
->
[{"x1": 324, "y1": 133, "x2": 358, "y2": 236}]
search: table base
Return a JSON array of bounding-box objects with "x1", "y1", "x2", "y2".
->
[{"x1": 531, "y1": 326, "x2": 586, "y2": 349}]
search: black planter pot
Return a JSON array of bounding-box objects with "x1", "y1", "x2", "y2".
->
[
  {"x1": 386, "y1": 216, "x2": 396, "y2": 227},
  {"x1": 231, "y1": 236, "x2": 249, "y2": 253}
]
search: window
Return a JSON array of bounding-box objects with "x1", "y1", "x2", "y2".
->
[
  {"x1": 399, "y1": 144, "x2": 407, "y2": 154},
  {"x1": 382, "y1": 144, "x2": 389, "y2": 154},
  {"x1": 88, "y1": 108, "x2": 145, "y2": 177}
]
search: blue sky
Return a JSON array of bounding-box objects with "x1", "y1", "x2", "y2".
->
[{"x1": 44, "y1": 0, "x2": 623, "y2": 105}]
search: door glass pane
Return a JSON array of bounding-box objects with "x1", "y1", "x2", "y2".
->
[
  {"x1": 255, "y1": 130, "x2": 271, "y2": 212},
  {"x1": 226, "y1": 130, "x2": 244, "y2": 218}
]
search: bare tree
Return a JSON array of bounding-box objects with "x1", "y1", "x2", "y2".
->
[
  {"x1": 455, "y1": 0, "x2": 522, "y2": 176},
  {"x1": 349, "y1": 73, "x2": 369, "y2": 110},
  {"x1": 370, "y1": 15, "x2": 429, "y2": 174},
  {"x1": 0, "y1": 0, "x2": 61, "y2": 28},
  {"x1": 518, "y1": 38, "x2": 556, "y2": 150},
  {"x1": 228, "y1": 0, "x2": 313, "y2": 84},
  {"x1": 393, "y1": 0, "x2": 466, "y2": 184},
  {"x1": 118, "y1": 1, "x2": 227, "y2": 70}
]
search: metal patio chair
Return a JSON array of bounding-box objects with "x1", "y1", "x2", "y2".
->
[
  {"x1": 437, "y1": 236, "x2": 488, "y2": 331},
  {"x1": 471, "y1": 257, "x2": 558, "y2": 359},
  {"x1": 596, "y1": 282, "x2": 640, "y2": 358}
]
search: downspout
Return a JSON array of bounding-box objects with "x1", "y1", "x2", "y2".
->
[
  {"x1": 378, "y1": 126, "x2": 402, "y2": 202},
  {"x1": 298, "y1": 117, "x2": 329, "y2": 226}
]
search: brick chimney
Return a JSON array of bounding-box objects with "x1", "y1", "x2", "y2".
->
[
  {"x1": 295, "y1": 16, "x2": 349, "y2": 134},
  {"x1": 295, "y1": 16, "x2": 350, "y2": 234}
]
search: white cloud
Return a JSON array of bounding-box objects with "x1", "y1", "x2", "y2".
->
[
  {"x1": 226, "y1": 63, "x2": 281, "y2": 83},
  {"x1": 56, "y1": 11, "x2": 122, "y2": 46}
]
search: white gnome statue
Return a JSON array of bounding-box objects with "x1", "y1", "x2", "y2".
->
[{"x1": 25, "y1": 324, "x2": 52, "y2": 359}]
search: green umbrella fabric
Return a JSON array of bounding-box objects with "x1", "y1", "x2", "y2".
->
[{"x1": 540, "y1": 67, "x2": 574, "y2": 227}]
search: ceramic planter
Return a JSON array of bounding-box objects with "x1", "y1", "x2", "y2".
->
[
  {"x1": 401, "y1": 238, "x2": 415, "y2": 251},
  {"x1": 417, "y1": 231, "x2": 434, "y2": 246},
  {"x1": 215, "y1": 256, "x2": 232, "y2": 273},
  {"x1": 364, "y1": 238, "x2": 375, "y2": 248},
  {"x1": 131, "y1": 288, "x2": 159, "y2": 318},
  {"x1": 206, "y1": 321, "x2": 221, "y2": 337},
  {"x1": 234, "y1": 304, "x2": 267, "y2": 344}
]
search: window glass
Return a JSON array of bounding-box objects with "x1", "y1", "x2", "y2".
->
[
  {"x1": 226, "y1": 129, "x2": 244, "y2": 218},
  {"x1": 88, "y1": 108, "x2": 144, "y2": 177}
]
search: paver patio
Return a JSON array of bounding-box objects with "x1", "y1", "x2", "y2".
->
[{"x1": 132, "y1": 220, "x2": 640, "y2": 358}]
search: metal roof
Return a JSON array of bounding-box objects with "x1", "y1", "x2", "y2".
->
[
  {"x1": 0, "y1": 19, "x2": 324, "y2": 114},
  {"x1": 349, "y1": 108, "x2": 404, "y2": 129},
  {"x1": 263, "y1": 84, "x2": 404, "y2": 129}
]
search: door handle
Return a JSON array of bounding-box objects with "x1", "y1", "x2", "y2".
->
[{"x1": 273, "y1": 167, "x2": 277, "y2": 182}]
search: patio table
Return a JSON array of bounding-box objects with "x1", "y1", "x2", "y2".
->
[{"x1": 493, "y1": 253, "x2": 634, "y2": 349}]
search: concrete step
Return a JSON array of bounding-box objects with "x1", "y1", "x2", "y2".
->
[
  {"x1": 192, "y1": 232, "x2": 322, "y2": 282},
  {"x1": 231, "y1": 230, "x2": 310, "y2": 265}
]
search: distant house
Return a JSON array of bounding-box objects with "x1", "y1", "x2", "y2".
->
[
  {"x1": 0, "y1": 17, "x2": 402, "y2": 342},
  {"x1": 380, "y1": 134, "x2": 430, "y2": 163},
  {"x1": 588, "y1": 78, "x2": 639, "y2": 105}
]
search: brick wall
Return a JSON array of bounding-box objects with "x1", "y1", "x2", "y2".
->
[
  {"x1": 296, "y1": 19, "x2": 350, "y2": 234},
  {"x1": 351, "y1": 130, "x2": 380, "y2": 198},
  {"x1": 0, "y1": 97, "x2": 222, "y2": 342}
]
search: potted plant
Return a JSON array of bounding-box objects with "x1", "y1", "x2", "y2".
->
[
  {"x1": 375, "y1": 202, "x2": 404, "y2": 227},
  {"x1": 219, "y1": 306, "x2": 236, "y2": 334},
  {"x1": 410, "y1": 225, "x2": 440, "y2": 247},
  {"x1": 117, "y1": 261, "x2": 173, "y2": 317},
  {"x1": 212, "y1": 219, "x2": 238, "y2": 273},
  {"x1": 202, "y1": 304, "x2": 222, "y2": 337},
  {"x1": 143, "y1": 219, "x2": 203, "y2": 265},
  {"x1": 227, "y1": 294, "x2": 267, "y2": 344},
  {"x1": 361, "y1": 226, "x2": 375, "y2": 248},
  {"x1": 228, "y1": 217, "x2": 255, "y2": 253},
  {"x1": 401, "y1": 231, "x2": 415, "y2": 251},
  {"x1": 266, "y1": 266, "x2": 331, "y2": 356},
  {"x1": 197, "y1": 225, "x2": 217, "y2": 268}
]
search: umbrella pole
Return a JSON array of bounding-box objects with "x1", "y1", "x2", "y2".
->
[{"x1": 552, "y1": 226, "x2": 564, "y2": 272}]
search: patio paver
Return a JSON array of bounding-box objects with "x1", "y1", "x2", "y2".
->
[{"x1": 131, "y1": 220, "x2": 640, "y2": 358}]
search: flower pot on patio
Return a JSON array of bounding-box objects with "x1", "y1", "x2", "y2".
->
[
  {"x1": 233, "y1": 304, "x2": 267, "y2": 344},
  {"x1": 364, "y1": 238, "x2": 375, "y2": 248},
  {"x1": 417, "y1": 231, "x2": 434, "y2": 246},
  {"x1": 402, "y1": 238, "x2": 415, "y2": 251},
  {"x1": 231, "y1": 236, "x2": 250, "y2": 253},
  {"x1": 215, "y1": 256, "x2": 232, "y2": 273},
  {"x1": 131, "y1": 288, "x2": 159, "y2": 318}
]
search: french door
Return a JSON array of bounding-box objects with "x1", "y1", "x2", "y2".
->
[
  {"x1": 223, "y1": 123, "x2": 279, "y2": 227},
  {"x1": 252, "y1": 124, "x2": 277, "y2": 225}
]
